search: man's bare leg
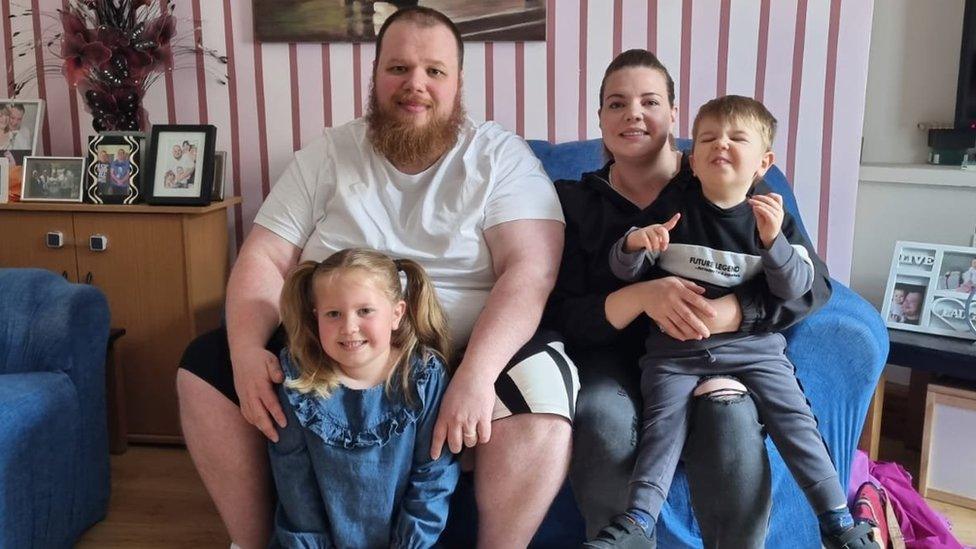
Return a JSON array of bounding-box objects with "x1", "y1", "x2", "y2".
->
[
  {"x1": 475, "y1": 413, "x2": 572, "y2": 548},
  {"x1": 177, "y1": 369, "x2": 273, "y2": 548}
]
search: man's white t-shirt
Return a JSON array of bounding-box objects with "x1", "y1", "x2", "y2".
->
[{"x1": 254, "y1": 117, "x2": 564, "y2": 345}]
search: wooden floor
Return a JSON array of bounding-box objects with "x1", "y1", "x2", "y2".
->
[
  {"x1": 77, "y1": 441, "x2": 976, "y2": 548},
  {"x1": 76, "y1": 445, "x2": 229, "y2": 548}
]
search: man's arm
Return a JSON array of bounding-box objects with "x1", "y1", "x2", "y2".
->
[
  {"x1": 430, "y1": 219, "x2": 563, "y2": 458},
  {"x1": 226, "y1": 225, "x2": 303, "y2": 441}
]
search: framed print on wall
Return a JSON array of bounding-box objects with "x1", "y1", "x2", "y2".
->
[
  {"x1": 86, "y1": 133, "x2": 145, "y2": 204},
  {"x1": 881, "y1": 241, "x2": 976, "y2": 340},
  {"x1": 144, "y1": 124, "x2": 216, "y2": 206},
  {"x1": 253, "y1": 0, "x2": 546, "y2": 42},
  {"x1": 20, "y1": 156, "x2": 86, "y2": 203}
]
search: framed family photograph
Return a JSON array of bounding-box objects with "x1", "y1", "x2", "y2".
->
[
  {"x1": 0, "y1": 99, "x2": 44, "y2": 194},
  {"x1": 20, "y1": 156, "x2": 85, "y2": 203},
  {"x1": 85, "y1": 133, "x2": 145, "y2": 204},
  {"x1": 881, "y1": 241, "x2": 976, "y2": 340},
  {"x1": 144, "y1": 124, "x2": 216, "y2": 206}
]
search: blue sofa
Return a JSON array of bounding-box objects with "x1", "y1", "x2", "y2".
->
[
  {"x1": 443, "y1": 139, "x2": 888, "y2": 548},
  {"x1": 0, "y1": 268, "x2": 111, "y2": 548}
]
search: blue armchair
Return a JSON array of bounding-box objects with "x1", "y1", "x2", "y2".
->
[
  {"x1": 443, "y1": 139, "x2": 888, "y2": 548},
  {"x1": 0, "y1": 268, "x2": 111, "y2": 548}
]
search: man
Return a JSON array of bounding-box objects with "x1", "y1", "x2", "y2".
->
[
  {"x1": 177, "y1": 7, "x2": 576, "y2": 548},
  {"x1": 8, "y1": 104, "x2": 32, "y2": 150}
]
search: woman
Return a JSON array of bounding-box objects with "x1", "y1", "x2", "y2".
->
[{"x1": 544, "y1": 49, "x2": 826, "y2": 548}]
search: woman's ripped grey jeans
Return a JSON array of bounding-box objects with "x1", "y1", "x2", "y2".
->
[{"x1": 570, "y1": 351, "x2": 771, "y2": 549}]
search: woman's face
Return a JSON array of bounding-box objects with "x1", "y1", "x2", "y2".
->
[
  {"x1": 598, "y1": 67, "x2": 676, "y2": 162},
  {"x1": 0, "y1": 109, "x2": 9, "y2": 128}
]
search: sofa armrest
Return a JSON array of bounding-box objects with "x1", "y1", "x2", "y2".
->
[
  {"x1": 0, "y1": 269, "x2": 110, "y2": 379},
  {"x1": 0, "y1": 268, "x2": 111, "y2": 535},
  {"x1": 744, "y1": 281, "x2": 889, "y2": 547},
  {"x1": 783, "y1": 280, "x2": 889, "y2": 487}
]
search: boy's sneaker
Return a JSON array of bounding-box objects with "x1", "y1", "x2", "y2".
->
[
  {"x1": 852, "y1": 481, "x2": 889, "y2": 548},
  {"x1": 821, "y1": 521, "x2": 882, "y2": 549},
  {"x1": 582, "y1": 514, "x2": 656, "y2": 548}
]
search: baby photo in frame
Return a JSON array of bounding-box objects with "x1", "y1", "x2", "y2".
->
[
  {"x1": 86, "y1": 133, "x2": 144, "y2": 204},
  {"x1": 144, "y1": 124, "x2": 216, "y2": 206},
  {"x1": 882, "y1": 241, "x2": 976, "y2": 340}
]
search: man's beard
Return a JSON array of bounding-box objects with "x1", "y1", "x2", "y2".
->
[{"x1": 366, "y1": 86, "x2": 465, "y2": 170}]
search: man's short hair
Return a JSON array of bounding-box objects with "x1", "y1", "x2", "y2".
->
[
  {"x1": 692, "y1": 95, "x2": 777, "y2": 151},
  {"x1": 374, "y1": 7, "x2": 464, "y2": 71},
  {"x1": 8, "y1": 104, "x2": 25, "y2": 114}
]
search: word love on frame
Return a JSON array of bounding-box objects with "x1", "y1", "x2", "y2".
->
[{"x1": 881, "y1": 241, "x2": 976, "y2": 341}]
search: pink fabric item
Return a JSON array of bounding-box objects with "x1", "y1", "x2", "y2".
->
[{"x1": 848, "y1": 450, "x2": 968, "y2": 549}]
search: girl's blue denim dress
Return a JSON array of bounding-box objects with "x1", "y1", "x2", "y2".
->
[{"x1": 269, "y1": 350, "x2": 460, "y2": 549}]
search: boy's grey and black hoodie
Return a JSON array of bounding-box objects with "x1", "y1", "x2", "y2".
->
[{"x1": 542, "y1": 159, "x2": 831, "y2": 355}]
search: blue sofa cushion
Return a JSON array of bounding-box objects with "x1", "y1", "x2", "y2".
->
[{"x1": 0, "y1": 372, "x2": 80, "y2": 548}]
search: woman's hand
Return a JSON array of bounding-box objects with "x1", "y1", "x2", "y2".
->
[{"x1": 637, "y1": 277, "x2": 717, "y2": 340}]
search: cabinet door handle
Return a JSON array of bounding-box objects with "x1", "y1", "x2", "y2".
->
[
  {"x1": 46, "y1": 231, "x2": 64, "y2": 249},
  {"x1": 85, "y1": 272, "x2": 93, "y2": 285},
  {"x1": 89, "y1": 234, "x2": 108, "y2": 252}
]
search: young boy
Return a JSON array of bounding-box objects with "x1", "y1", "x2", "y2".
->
[
  {"x1": 586, "y1": 96, "x2": 879, "y2": 549},
  {"x1": 888, "y1": 287, "x2": 906, "y2": 323}
]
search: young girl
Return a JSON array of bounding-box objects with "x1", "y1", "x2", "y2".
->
[{"x1": 271, "y1": 248, "x2": 459, "y2": 549}]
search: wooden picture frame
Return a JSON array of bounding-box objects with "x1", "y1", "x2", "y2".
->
[
  {"x1": 920, "y1": 383, "x2": 976, "y2": 510},
  {"x1": 144, "y1": 124, "x2": 216, "y2": 206}
]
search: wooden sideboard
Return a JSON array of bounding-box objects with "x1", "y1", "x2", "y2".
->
[{"x1": 0, "y1": 198, "x2": 240, "y2": 443}]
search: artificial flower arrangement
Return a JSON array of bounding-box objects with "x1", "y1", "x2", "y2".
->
[{"x1": 58, "y1": 0, "x2": 175, "y2": 131}]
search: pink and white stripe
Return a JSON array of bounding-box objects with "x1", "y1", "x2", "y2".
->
[{"x1": 0, "y1": 1, "x2": 874, "y2": 281}]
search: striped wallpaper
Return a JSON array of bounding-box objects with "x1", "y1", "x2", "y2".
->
[{"x1": 0, "y1": 0, "x2": 873, "y2": 282}]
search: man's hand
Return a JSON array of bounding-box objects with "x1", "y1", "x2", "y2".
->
[
  {"x1": 429, "y1": 368, "x2": 495, "y2": 459},
  {"x1": 232, "y1": 347, "x2": 287, "y2": 442},
  {"x1": 749, "y1": 193, "x2": 784, "y2": 249},
  {"x1": 624, "y1": 213, "x2": 681, "y2": 254}
]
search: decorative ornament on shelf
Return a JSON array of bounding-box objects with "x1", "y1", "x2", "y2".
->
[
  {"x1": 63, "y1": 0, "x2": 174, "y2": 132},
  {"x1": 9, "y1": 0, "x2": 228, "y2": 133}
]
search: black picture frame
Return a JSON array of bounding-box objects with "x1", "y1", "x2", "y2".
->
[
  {"x1": 144, "y1": 124, "x2": 216, "y2": 206},
  {"x1": 85, "y1": 133, "x2": 144, "y2": 204}
]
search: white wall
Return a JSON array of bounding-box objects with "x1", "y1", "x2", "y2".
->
[
  {"x1": 860, "y1": 0, "x2": 965, "y2": 164},
  {"x1": 854, "y1": 0, "x2": 973, "y2": 385},
  {"x1": 851, "y1": 177, "x2": 976, "y2": 310}
]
